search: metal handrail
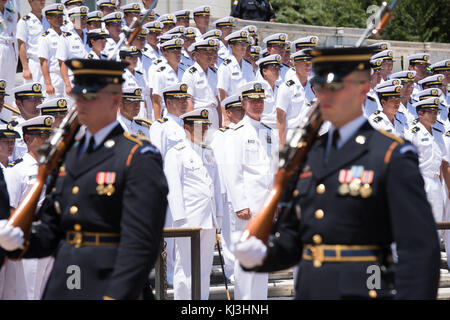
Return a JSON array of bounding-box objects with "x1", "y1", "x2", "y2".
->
[{"x1": 155, "y1": 227, "x2": 202, "y2": 300}]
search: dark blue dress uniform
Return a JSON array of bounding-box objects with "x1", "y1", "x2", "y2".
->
[
  {"x1": 250, "y1": 47, "x2": 441, "y2": 300},
  {"x1": 231, "y1": 0, "x2": 275, "y2": 22},
  {"x1": 9, "y1": 59, "x2": 169, "y2": 299}
]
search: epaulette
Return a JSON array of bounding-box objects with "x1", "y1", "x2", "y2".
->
[
  {"x1": 373, "y1": 116, "x2": 383, "y2": 123},
  {"x1": 87, "y1": 53, "x2": 94, "y2": 59},
  {"x1": 174, "y1": 143, "x2": 185, "y2": 150},
  {"x1": 42, "y1": 31, "x2": 50, "y2": 36},
  {"x1": 290, "y1": 66, "x2": 296, "y2": 70},
  {"x1": 445, "y1": 131, "x2": 450, "y2": 137},
  {"x1": 219, "y1": 126, "x2": 229, "y2": 132},
  {"x1": 133, "y1": 118, "x2": 152, "y2": 128},
  {"x1": 153, "y1": 58, "x2": 162, "y2": 65},
  {"x1": 367, "y1": 95, "x2": 376, "y2": 102},
  {"x1": 62, "y1": 32, "x2": 72, "y2": 37},
  {"x1": 261, "y1": 122, "x2": 272, "y2": 130},
  {"x1": 210, "y1": 67, "x2": 217, "y2": 73},
  {"x1": 436, "y1": 119, "x2": 444, "y2": 125},
  {"x1": 233, "y1": 123, "x2": 244, "y2": 130},
  {"x1": 411, "y1": 126, "x2": 420, "y2": 133},
  {"x1": 8, "y1": 158, "x2": 23, "y2": 167},
  {"x1": 22, "y1": 15, "x2": 30, "y2": 21},
  {"x1": 156, "y1": 66, "x2": 166, "y2": 72},
  {"x1": 285, "y1": 80, "x2": 294, "y2": 87},
  {"x1": 63, "y1": 20, "x2": 68, "y2": 25},
  {"x1": 378, "y1": 129, "x2": 405, "y2": 144},
  {"x1": 123, "y1": 131, "x2": 151, "y2": 146},
  {"x1": 373, "y1": 110, "x2": 381, "y2": 115},
  {"x1": 433, "y1": 127, "x2": 443, "y2": 133},
  {"x1": 201, "y1": 144, "x2": 212, "y2": 150},
  {"x1": 136, "y1": 70, "x2": 143, "y2": 75},
  {"x1": 189, "y1": 66, "x2": 197, "y2": 74},
  {"x1": 157, "y1": 117, "x2": 168, "y2": 123},
  {"x1": 223, "y1": 59, "x2": 232, "y2": 66},
  {"x1": 412, "y1": 118, "x2": 419, "y2": 124},
  {"x1": 142, "y1": 47, "x2": 148, "y2": 52},
  {"x1": 5, "y1": 7, "x2": 13, "y2": 13},
  {"x1": 101, "y1": 54, "x2": 108, "y2": 59}
]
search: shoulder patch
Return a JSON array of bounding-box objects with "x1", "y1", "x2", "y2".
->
[
  {"x1": 223, "y1": 59, "x2": 232, "y2": 66},
  {"x1": 87, "y1": 53, "x2": 94, "y2": 59},
  {"x1": 373, "y1": 116, "x2": 383, "y2": 123},
  {"x1": 285, "y1": 80, "x2": 294, "y2": 87},
  {"x1": 22, "y1": 15, "x2": 30, "y2": 21},
  {"x1": 189, "y1": 66, "x2": 197, "y2": 74},
  {"x1": 446, "y1": 131, "x2": 450, "y2": 137},
  {"x1": 378, "y1": 129, "x2": 405, "y2": 144},
  {"x1": 156, "y1": 66, "x2": 166, "y2": 72},
  {"x1": 42, "y1": 31, "x2": 49, "y2": 36},
  {"x1": 8, "y1": 158, "x2": 23, "y2": 167},
  {"x1": 133, "y1": 118, "x2": 152, "y2": 128},
  {"x1": 139, "y1": 145, "x2": 159, "y2": 155},
  {"x1": 373, "y1": 110, "x2": 381, "y2": 115},
  {"x1": 153, "y1": 58, "x2": 162, "y2": 65},
  {"x1": 219, "y1": 126, "x2": 229, "y2": 132},
  {"x1": 174, "y1": 143, "x2": 185, "y2": 150},
  {"x1": 412, "y1": 118, "x2": 419, "y2": 124},
  {"x1": 157, "y1": 117, "x2": 168, "y2": 124},
  {"x1": 123, "y1": 131, "x2": 151, "y2": 146},
  {"x1": 367, "y1": 95, "x2": 376, "y2": 102},
  {"x1": 412, "y1": 126, "x2": 420, "y2": 133},
  {"x1": 261, "y1": 122, "x2": 272, "y2": 130},
  {"x1": 210, "y1": 67, "x2": 217, "y2": 73},
  {"x1": 62, "y1": 32, "x2": 72, "y2": 37}
]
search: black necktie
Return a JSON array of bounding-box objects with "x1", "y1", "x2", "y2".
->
[
  {"x1": 86, "y1": 136, "x2": 96, "y2": 153},
  {"x1": 327, "y1": 130, "x2": 340, "y2": 161}
]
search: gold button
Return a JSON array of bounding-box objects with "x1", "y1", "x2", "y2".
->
[
  {"x1": 313, "y1": 260, "x2": 322, "y2": 268},
  {"x1": 369, "y1": 290, "x2": 377, "y2": 299},
  {"x1": 293, "y1": 189, "x2": 299, "y2": 197},
  {"x1": 72, "y1": 186, "x2": 79, "y2": 194},
  {"x1": 312, "y1": 234, "x2": 322, "y2": 244},
  {"x1": 74, "y1": 224, "x2": 82, "y2": 231},
  {"x1": 316, "y1": 184, "x2": 325, "y2": 194},
  {"x1": 314, "y1": 209, "x2": 324, "y2": 219},
  {"x1": 52, "y1": 187, "x2": 56, "y2": 193},
  {"x1": 70, "y1": 206, "x2": 78, "y2": 215}
]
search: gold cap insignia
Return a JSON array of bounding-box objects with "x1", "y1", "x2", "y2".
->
[
  {"x1": 424, "y1": 55, "x2": 429, "y2": 61},
  {"x1": 280, "y1": 35, "x2": 286, "y2": 41},
  {"x1": 115, "y1": 13, "x2": 121, "y2": 18},
  {"x1": 57, "y1": 99, "x2": 67, "y2": 107},
  {"x1": 215, "y1": 30, "x2": 220, "y2": 36},
  {"x1": 357, "y1": 63, "x2": 364, "y2": 70},
  {"x1": 57, "y1": 5, "x2": 63, "y2": 11},
  {"x1": 186, "y1": 28, "x2": 193, "y2": 33},
  {"x1": 133, "y1": 4, "x2": 139, "y2": 9},
  {"x1": 376, "y1": 60, "x2": 382, "y2": 66},
  {"x1": 201, "y1": 109, "x2": 209, "y2": 118},
  {"x1": 249, "y1": 27, "x2": 254, "y2": 32},
  {"x1": 44, "y1": 117, "x2": 53, "y2": 127},
  {"x1": 241, "y1": 31, "x2": 247, "y2": 37},
  {"x1": 180, "y1": 84, "x2": 187, "y2": 92},
  {"x1": 135, "y1": 88, "x2": 142, "y2": 96},
  {"x1": 446, "y1": 61, "x2": 450, "y2": 67},
  {"x1": 434, "y1": 98, "x2": 440, "y2": 105},
  {"x1": 168, "y1": 15, "x2": 173, "y2": 20},
  {"x1": 7, "y1": 123, "x2": 13, "y2": 131},
  {"x1": 438, "y1": 75, "x2": 444, "y2": 82},
  {"x1": 395, "y1": 86, "x2": 401, "y2": 93},
  {"x1": 205, "y1": 7, "x2": 210, "y2": 12},
  {"x1": 175, "y1": 39, "x2": 181, "y2": 45},
  {"x1": 381, "y1": 44, "x2": 387, "y2": 50},
  {"x1": 276, "y1": 55, "x2": 281, "y2": 62},
  {"x1": 254, "y1": 83, "x2": 262, "y2": 92},
  {"x1": 180, "y1": 27, "x2": 185, "y2": 32},
  {"x1": 387, "y1": 51, "x2": 393, "y2": 57},
  {"x1": 255, "y1": 48, "x2": 260, "y2": 53},
  {"x1": 408, "y1": 72, "x2": 414, "y2": 78},
  {"x1": 392, "y1": 80, "x2": 399, "y2": 86},
  {"x1": 0, "y1": 80, "x2": 5, "y2": 89},
  {"x1": 32, "y1": 83, "x2": 42, "y2": 92},
  {"x1": 432, "y1": 89, "x2": 438, "y2": 95},
  {"x1": 155, "y1": 22, "x2": 161, "y2": 28},
  {"x1": 97, "y1": 12, "x2": 102, "y2": 17},
  {"x1": 81, "y1": 7, "x2": 87, "y2": 14}
]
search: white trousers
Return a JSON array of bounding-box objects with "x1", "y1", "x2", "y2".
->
[
  {"x1": 173, "y1": 228, "x2": 215, "y2": 300},
  {"x1": 0, "y1": 43, "x2": 17, "y2": 105},
  {"x1": 41, "y1": 72, "x2": 65, "y2": 99},
  {"x1": 25, "y1": 58, "x2": 43, "y2": 84},
  {"x1": 220, "y1": 197, "x2": 235, "y2": 280},
  {"x1": 423, "y1": 176, "x2": 444, "y2": 223}
]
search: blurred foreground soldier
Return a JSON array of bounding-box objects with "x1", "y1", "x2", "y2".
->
[
  {"x1": 3, "y1": 116, "x2": 55, "y2": 300},
  {"x1": 117, "y1": 86, "x2": 150, "y2": 138},
  {"x1": 0, "y1": 59, "x2": 168, "y2": 299},
  {"x1": 36, "y1": 97, "x2": 69, "y2": 127},
  {"x1": 165, "y1": 108, "x2": 222, "y2": 300},
  {"x1": 231, "y1": 0, "x2": 275, "y2": 22},
  {"x1": 232, "y1": 46, "x2": 441, "y2": 300},
  {"x1": 224, "y1": 81, "x2": 279, "y2": 299}
]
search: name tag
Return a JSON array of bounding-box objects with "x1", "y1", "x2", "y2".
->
[
  {"x1": 232, "y1": 72, "x2": 239, "y2": 76},
  {"x1": 422, "y1": 138, "x2": 429, "y2": 142},
  {"x1": 248, "y1": 139, "x2": 255, "y2": 143}
]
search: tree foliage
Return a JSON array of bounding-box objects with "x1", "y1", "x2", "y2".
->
[{"x1": 270, "y1": 0, "x2": 450, "y2": 43}]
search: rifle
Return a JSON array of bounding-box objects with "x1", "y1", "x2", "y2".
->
[
  {"x1": 241, "y1": 0, "x2": 400, "y2": 245},
  {"x1": 7, "y1": 1, "x2": 159, "y2": 238}
]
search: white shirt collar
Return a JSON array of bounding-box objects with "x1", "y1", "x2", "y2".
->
[{"x1": 328, "y1": 114, "x2": 367, "y2": 150}]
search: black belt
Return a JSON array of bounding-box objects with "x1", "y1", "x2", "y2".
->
[
  {"x1": 66, "y1": 231, "x2": 120, "y2": 248},
  {"x1": 303, "y1": 244, "x2": 381, "y2": 267}
]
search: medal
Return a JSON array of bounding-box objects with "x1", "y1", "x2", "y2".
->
[
  {"x1": 360, "y1": 184, "x2": 372, "y2": 198},
  {"x1": 104, "y1": 184, "x2": 116, "y2": 196},
  {"x1": 96, "y1": 172, "x2": 106, "y2": 195},
  {"x1": 338, "y1": 183, "x2": 350, "y2": 196},
  {"x1": 338, "y1": 169, "x2": 350, "y2": 196},
  {"x1": 105, "y1": 172, "x2": 116, "y2": 196},
  {"x1": 349, "y1": 178, "x2": 361, "y2": 196},
  {"x1": 96, "y1": 184, "x2": 105, "y2": 195},
  {"x1": 359, "y1": 170, "x2": 374, "y2": 198}
]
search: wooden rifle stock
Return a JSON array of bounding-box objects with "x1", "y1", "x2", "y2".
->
[
  {"x1": 241, "y1": 103, "x2": 323, "y2": 244},
  {"x1": 7, "y1": 110, "x2": 80, "y2": 238}
]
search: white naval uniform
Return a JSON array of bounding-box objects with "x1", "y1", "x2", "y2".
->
[
  {"x1": 148, "y1": 112, "x2": 186, "y2": 285},
  {"x1": 38, "y1": 28, "x2": 65, "y2": 97},
  {"x1": 152, "y1": 63, "x2": 186, "y2": 116},
  {"x1": 182, "y1": 63, "x2": 220, "y2": 128},
  {"x1": 368, "y1": 111, "x2": 405, "y2": 137},
  {"x1": 363, "y1": 89, "x2": 382, "y2": 118},
  {"x1": 102, "y1": 34, "x2": 125, "y2": 61},
  {"x1": 259, "y1": 79, "x2": 279, "y2": 130},
  {"x1": 217, "y1": 41, "x2": 231, "y2": 66},
  {"x1": 85, "y1": 50, "x2": 107, "y2": 60},
  {"x1": 142, "y1": 44, "x2": 161, "y2": 62},
  {"x1": 180, "y1": 49, "x2": 195, "y2": 69},
  {"x1": 0, "y1": 7, "x2": 17, "y2": 104},
  {"x1": 217, "y1": 55, "x2": 255, "y2": 97},
  {"x1": 16, "y1": 13, "x2": 50, "y2": 83},
  {"x1": 224, "y1": 115, "x2": 279, "y2": 300},
  {"x1": 2, "y1": 153, "x2": 54, "y2": 300},
  {"x1": 117, "y1": 113, "x2": 150, "y2": 138},
  {"x1": 12, "y1": 116, "x2": 27, "y2": 161},
  {"x1": 441, "y1": 129, "x2": 450, "y2": 270},
  {"x1": 122, "y1": 68, "x2": 148, "y2": 119},
  {"x1": 165, "y1": 141, "x2": 223, "y2": 300},
  {"x1": 404, "y1": 122, "x2": 449, "y2": 225}
]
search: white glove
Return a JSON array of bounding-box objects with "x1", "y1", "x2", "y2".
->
[
  {"x1": 231, "y1": 234, "x2": 267, "y2": 269},
  {"x1": 0, "y1": 219, "x2": 24, "y2": 251}
]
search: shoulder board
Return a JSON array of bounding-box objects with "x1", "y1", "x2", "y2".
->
[
  {"x1": 436, "y1": 119, "x2": 443, "y2": 125},
  {"x1": 412, "y1": 118, "x2": 419, "y2": 124},
  {"x1": 123, "y1": 131, "x2": 151, "y2": 146},
  {"x1": 367, "y1": 95, "x2": 376, "y2": 102},
  {"x1": 5, "y1": 8, "x2": 13, "y2": 13},
  {"x1": 189, "y1": 66, "x2": 197, "y2": 74},
  {"x1": 261, "y1": 122, "x2": 272, "y2": 130},
  {"x1": 156, "y1": 66, "x2": 166, "y2": 72},
  {"x1": 373, "y1": 116, "x2": 383, "y2": 123},
  {"x1": 133, "y1": 118, "x2": 152, "y2": 128},
  {"x1": 174, "y1": 143, "x2": 185, "y2": 150},
  {"x1": 157, "y1": 117, "x2": 168, "y2": 124},
  {"x1": 219, "y1": 126, "x2": 229, "y2": 132},
  {"x1": 445, "y1": 131, "x2": 450, "y2": 137},
  {"x1": 433, "y1": 127, "x2": 442, "y2": 133},
  {"x1": 373, "y1": 110, "x2": 381, "y2": 115},
  {"x1": 101, "y1": 54, "x2": 108, "y2": 59},
  {"x1": 378, "y1": 129, "x2": 405, "y2": 144},
  {"x1": 8, "y1": 158, "x2": 23, "y2": 167},
  {"x1": 233, "y1": 123, "x2": 244, "y2": 131},
  {"x1": 290, "y1": 66, "x2": 295, "y2": 70},
  {"x1": 142, "y1": 47, "x2": 148, "y2": 52},
  {"x1": 412, "y1": 126, "x2": 420, "y2": 133},
  {"x1": 42, "y1": 31, "x2": 50, "y2": 36},
  {"x1": 153, "y1": 58, "x2": 162, "y2": 65},
  {"x1": 22, "y1": 15, "x2": 30, "y2": 21},
  {"x1": 223, "y1": 59, "x2": 232, "y2": 66},
  {"x1": 62, "y1": 20, "x2": 68, "y2": 25},
  {"x1": 3, "y1": 103, "x2": 20, "y2": 115},
  {"x1": 201, "y1": 144, "x2": 212, "y2": 150},
  {"x1": 394, "y1": 117, "x2": 403, "y2": 124},
  {"x1": 210, "y1": 67, "x2": 217, "y2": 73},
  {"x1": 87, "y1": 53, "x2": 94, "y2": 59},
  {"x1": 135, "y1": 70, "x2": 143, "y2": 75},
  {"x1": 62, "y1": 32, "x2": 72, "y2": 37},
  {"x1": 285, "y1": 80, "x2": 295, "y2": 87}
]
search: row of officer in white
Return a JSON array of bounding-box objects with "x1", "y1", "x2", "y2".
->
[
  {"x1": 277, "y1": 49, "x2": 316, "y2": 146},
  {"x1": 17, "y1": 0, "x2": 49, "y2": 85},
  {"x1": 368, "y1": 85, "x2": 406, "y2": 137},
  {"x1": 2, "y1": 115, "x2": 56, "y2": 300},
  {"x1": 407, "y1": 53, "x2": 431, "y2": 97},
  {"x1": 85, "y1": 28, "x2": 109, "y2": 60},
  {"x1": 117, "y1": 85, "x2": 150, "y2": 139},
  {"x1": 224, "y1": 81, "x2": 279, "y2": 300},
  {"x1": 210, "y1": 94, "x2": 246, "y2": 283},
  {"x1": 0, "y1": 123, "x2": 19, "y2": 169},
  {"x1": 262, "y1": 33, "x2": 290, "y2": 81},
  {"x1": 363, "y1": 58, "x2": 384, "y2": 118},
  {"x1": 404, "y1": 98, "x2": 450, "y2": 229},
  {"x1": 410, "y1": 88, "x2": 449, "y2": 133},
  {"x1": 182, "y1": 38, "x2": 221, "y2": 128},
  {"x1": 430, "y1": 59, "x2": 450, "y2": 106},
  {"x1": 417, "y1": 74, "x2": 449, "y2": 120},
  {"x1": 148, "y1": 83, "x2": 191, "y2": 286},
  {"x1": 283, "y1": 35, "x2": 319, "y2": 81},
  {"x1": 164, "y1": 107, "x2": 223, "y2": 300},
  {"x1": 0, "y1": 0, "x2": 17, "y2": 106},
  {"x1": 390, "y1": 70, "x2": 416, "y2": 125}
]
